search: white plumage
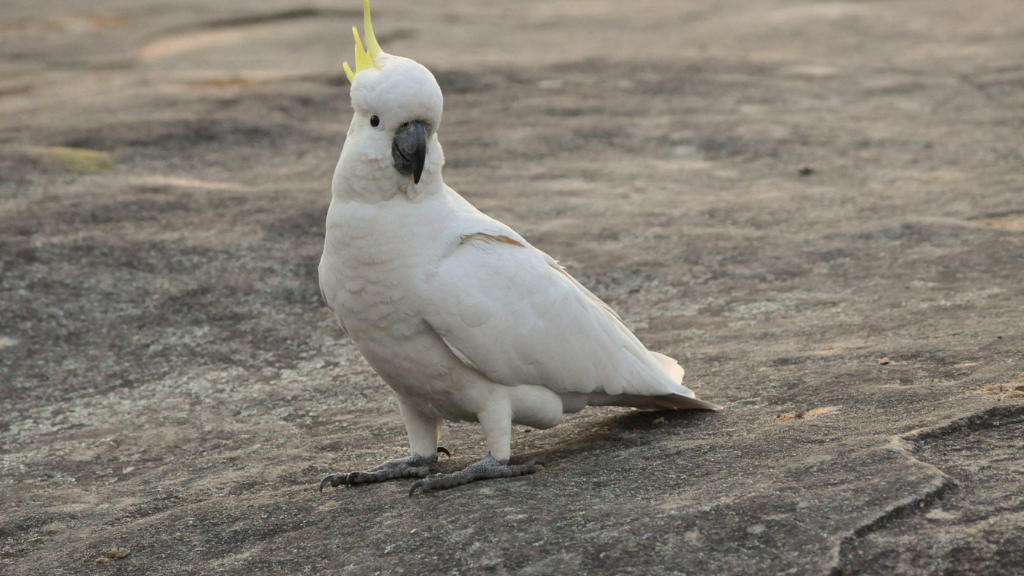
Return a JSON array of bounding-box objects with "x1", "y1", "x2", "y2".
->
[{"x1": 319, "y1": 4, "x2": 717, "y2": 492}]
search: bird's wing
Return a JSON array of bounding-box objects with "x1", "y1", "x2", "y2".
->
[{"x1": 419, "y1": 230, "x2": 693, "y2": 398}]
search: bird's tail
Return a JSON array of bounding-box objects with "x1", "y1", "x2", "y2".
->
[
  {"x1": 584, "y1": 351, "x2": 721, "y2": 410},
  {"x1": 587, "y1": 392, "x2": 721, "y2": 411},
  {"x1": 658, "y1": 393, "x2": 722, "y2": 411},
  {"x1": 646, "y1": 351, "x2": 722, "y2": 410}
]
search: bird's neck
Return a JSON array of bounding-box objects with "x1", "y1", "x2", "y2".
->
[{"x1": 332, "y1": 137, "x2": 446, "y2": 204}]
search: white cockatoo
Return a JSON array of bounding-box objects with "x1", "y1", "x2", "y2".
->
[{"x1": 319, "y1": 1, "x2": 719, "y2": 495}]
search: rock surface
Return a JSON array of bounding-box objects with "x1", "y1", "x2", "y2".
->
[{"x1": 2, "y1": 1, "x2": 1023, "y2": 574}]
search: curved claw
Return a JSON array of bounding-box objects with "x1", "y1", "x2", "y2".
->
[
  {"x1": 409, "y1": 479, "x2": 426, "y2": 497},
  {"x1": 319, "y1": 473, "x2": 349, "y2": 492},
  {"x1": 436, "y1": 446, "x2": 451, "y2": 458}
]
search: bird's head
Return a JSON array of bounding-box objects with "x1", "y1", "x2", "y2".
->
[{"x1": 336, "y1": 0, "x2": 444, "y2": 198}]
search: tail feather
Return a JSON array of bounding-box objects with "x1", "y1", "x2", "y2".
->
[
  {"x1": 587, "y1": 392, "x2": 721, "y2": 411},
  {"x1": 641, "y1": 351, "x2": 721, "y2": 410},
  {"x1": 660, "y1": 393, "x2": 721, "y2": 411}
]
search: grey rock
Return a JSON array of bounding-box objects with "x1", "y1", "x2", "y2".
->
[{"x1": 1, "y1": 1, "x2": 1023, "y2": 575}]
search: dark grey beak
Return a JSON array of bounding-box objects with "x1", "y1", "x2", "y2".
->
[{"x1": 392, "y1": 121, "x2": 428, "y2": 184}]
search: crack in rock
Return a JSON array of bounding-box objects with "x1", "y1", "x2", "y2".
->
[{"x1": 826, "y1": 405, "x2": 1024, "y2": 575}]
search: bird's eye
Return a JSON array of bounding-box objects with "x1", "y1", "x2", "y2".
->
[{"x1": 370, "y1": 115, "x2": 380, "y2": 128}]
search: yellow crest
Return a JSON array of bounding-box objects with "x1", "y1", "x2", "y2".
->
[{"x1": 344, "y1": 0, "x2": 383, "y2": 83}]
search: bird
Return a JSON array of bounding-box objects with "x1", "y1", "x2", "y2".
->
[{"x1": 318, "y1": 0, "x2": 720, "y2": 496}]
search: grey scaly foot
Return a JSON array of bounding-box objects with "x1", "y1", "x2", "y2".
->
[
  {"x1": 409, "y1": 453, "x2": 544, "y2": 496},
  {"x1": 319, "y1": 447, "x2": 451, "y2": 492}
]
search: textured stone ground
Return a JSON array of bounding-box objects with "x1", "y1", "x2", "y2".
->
[{"x1": 1, "y1": 1, "x2": 1023, "y2": 574}]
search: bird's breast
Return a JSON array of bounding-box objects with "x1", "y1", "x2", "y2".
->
[{"x1": 319, "y1": 196, "x2": 457, "y2": 388}]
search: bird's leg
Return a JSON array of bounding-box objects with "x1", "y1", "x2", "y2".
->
[
  {"x1": 319, "y1": 447, "x2": 450, "y2": 491},
  {"x1": 409, "y1": 400, "x2": 542, "y2": 495},
  {"x1": 320, "y1": 396, "x2": 446, "y2": 492}
]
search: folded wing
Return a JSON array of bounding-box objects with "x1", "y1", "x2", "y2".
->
[{"x1": 420, "y1": 233, "x2": 703, "y2": 401}]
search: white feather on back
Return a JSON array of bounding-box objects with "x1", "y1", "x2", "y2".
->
[
  {"x1": 418, "y1": 191, "x2": 695, "y2": 399},
  {"x1": 649, "y1": 351, "x2": 686, "y2": 386}
]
